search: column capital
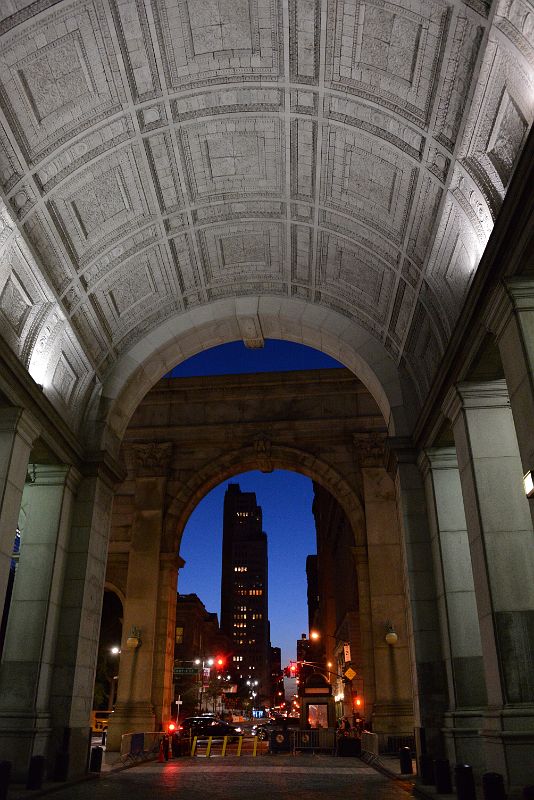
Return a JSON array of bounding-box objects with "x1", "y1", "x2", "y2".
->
[
  {"x1": 352, "y1": 432, "x2": 387, "y2": 467},
  {"x1": 81, "y1": 449, "x2": 127, "y2": 489},
  {"x1": 384, "y1": 436, "x2": 417, "y2": 474},
  {"x1": 485, "y1": 278, "x2": 534, "y2": 340},
  {"x1": 443, "y1": 380, "x2": 509, "y2": 425},
  {"x1": 0, "y1": 407, "x2": 40, "y2": 446},
  {"x1": 418, "y1": 447, "x2": 458, "y2": 478},
  {"x1": 25, "y1": 463, "x2": 82, "y2": 491}
]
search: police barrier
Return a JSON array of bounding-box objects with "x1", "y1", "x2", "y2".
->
[{"x1": 289, "y1": 728, "x2": 336, "y2": 755}]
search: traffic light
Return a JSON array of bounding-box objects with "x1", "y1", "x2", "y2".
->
[
  {"x1": 167, "y1": 721, "x2": 176, "y2": 734},
  {"x1": 289, "y1": 662, "x2": 297, "y2": 676},
  {"x1": 215, "y1": 655, "x2": 225, "y2": 670}
]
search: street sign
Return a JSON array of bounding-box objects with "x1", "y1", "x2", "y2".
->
[
  {"x1": 343, "y1": 643, "x2": 351, "y2": 663},
  {"x1": 344, "y1": 667, "x2": 357, "y2": 681},
  {"x1": 173, "y1": 667, "x2": 200, "y2": 676}
]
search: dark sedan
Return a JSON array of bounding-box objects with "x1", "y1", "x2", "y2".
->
[{"x1": 181, "y1": 717, "x2": 243, "y2": 741}]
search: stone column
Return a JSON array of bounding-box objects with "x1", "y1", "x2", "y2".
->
[
  {"x1": 386, "y1": 437, "x2": 448, "y2": 759},
  {"x1": 419, "y1": 448, "x2": 486, "y2": 773},
  {"x1": 485, "y1": 279, "x2": 534, "y2": 528},
  {"x1": 48, "y1": 453, "x2": 122, "y2": 778},
  {"x1": 355, "y1": 434, "x2": 414, "y2": 745},
  {"x1": 107, "y1": 443, "x2": 172, "y2": 750},
  {"x1": 443, "y1": 381, "x2": 534, "y2": 786},
  {"x1": 0, "y1": 465, "x2": 79, "y2": 778},
  {"x1": 0, "y1": 408, "x2": 40, "y2": 609}
]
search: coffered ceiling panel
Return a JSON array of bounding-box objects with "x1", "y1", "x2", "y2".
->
[{"x1": 0, "y1": 0, "x2": 532, "y2": 428}]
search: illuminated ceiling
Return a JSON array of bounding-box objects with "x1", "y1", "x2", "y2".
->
[{"x1": 0, "y1": 0, "x2": 532, "y2": 432}]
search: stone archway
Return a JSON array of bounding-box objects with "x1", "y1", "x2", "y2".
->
[
  {"x1": 163, "y1": 442, "x2": 366, "y2": 554},
  {"x1": 106, "y1": 367, "x2": 414, "y2": 747}
]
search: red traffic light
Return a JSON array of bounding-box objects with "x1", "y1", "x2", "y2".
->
[
  {"x1": 167, "y1": 722, "x2": 176, "y2": 733},
  {"x1": 215, "y1": 655, "x2": 225, "y2": 668},
  {"x1": 289, "y1": 663, "x2": 297, "y2": 674}
]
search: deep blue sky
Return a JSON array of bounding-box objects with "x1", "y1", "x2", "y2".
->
[
  {"x1": 171, "y1": 339, "x2": 341, "y2": 666},
  {"x1": 166, "y1": 339, "x2": 341, "y2": 377}
]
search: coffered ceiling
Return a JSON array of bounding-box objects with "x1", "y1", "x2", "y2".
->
[{"x1": 0, "y1": 0, "x2": 532, "y2": 431}]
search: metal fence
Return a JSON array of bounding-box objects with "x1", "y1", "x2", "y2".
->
[{"x1": 289, "y1": 728, "x2": 336, "y2": 755}]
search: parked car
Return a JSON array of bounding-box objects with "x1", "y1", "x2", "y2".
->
[
  {"x1": 179, "y1": 716, "x2": 243, "y2": 741},
  {"x1": 251, "y1": 717, "x2": 299, "y2": 740}
]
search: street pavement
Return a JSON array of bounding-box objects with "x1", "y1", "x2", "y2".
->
[{"x1": 9, "y1": 756, "x2": 417, "y2": 800}]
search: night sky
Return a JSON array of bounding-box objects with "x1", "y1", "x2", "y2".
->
[{"x1": 169, "y1": 340, "x2": 341, "y2": 666}]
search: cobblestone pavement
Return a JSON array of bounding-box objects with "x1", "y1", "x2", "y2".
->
[{"x1": 31, "y1": 756, "x2": 415, "y2": 800}]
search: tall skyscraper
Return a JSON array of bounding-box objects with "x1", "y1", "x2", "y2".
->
[{"x1": 220, "y1": 484, "x2": 270, "y2": 703}]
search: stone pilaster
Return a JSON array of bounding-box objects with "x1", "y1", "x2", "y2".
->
[
  {"x1": 107, "y1": 442, "x2": 172, "y2": 751},
  {"x1": 351, "y1": 545, "x2": 376, "y2": 725},
  {"x1": 443, "y1": 381, "x2": 534, "y2": 787},
  {"x1": 386, "y1": 437, "x2": 447, "y2": 759},
  {"x1": 419, "y1": 448, "x2": 486, "y2": 773},
  {"x1": 356, "y1": 434, "x2": 414, "y2": 746},
  {"x1": 0, "y1": 408, "x2": 40, "y2": 609},
  {"x1": 48, "y1": 452, "x2": 124, "y2": 778},
  {"x1": 151, "y1": 553, "x2": 180, "y2": 728},
  {"x1": 485, "y1": 279, "x2": 534, "y2": 529},
  {"x1": 0, "y1": 465, "x2": 80, "y2": 779}
]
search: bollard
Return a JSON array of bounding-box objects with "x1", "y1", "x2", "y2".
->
[
  {"x1": 89, "y1": 746, "x2": 103, "y2": 773},
  {"x1": 163, "y1": 735, "x2": 170, "y2": 761},
  {"x1": 455, "y1": 764, "x2": 476, "y2": 800},
  {"x1": 0, "y1": 761, "x2": 11, "y2": 800},
  {"x1": 26, "y1": 755, "x2": 46, "y2": 790},
  {"x1": 434, "y1": 758, "x2": 453, "y2": 794},
  {"x1": 483, "y1": 773, "x2": 506, "y2": 800},
  {"x1": 399, "y1": 747, "x2": 413, "y2": 774},
  {"x1": 101, "y1": 730, "x2": 107, "y2": 747},
  {"x1": 52, "y1": 750, "x2": 69, "y2": 781},
  {"x1": 420, "y1": 753, "x2": 435, "y2": 785}
]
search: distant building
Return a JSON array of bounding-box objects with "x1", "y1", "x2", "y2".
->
[
  {"x1": 173, "y1": 593, "x2": 232, "y2": 717},
  {"x1": 270, "y1": 645, "x2": 284, "y2": 706},
  {"x1": 220, "y1": 484, "x2": 270, "y2": 703}
]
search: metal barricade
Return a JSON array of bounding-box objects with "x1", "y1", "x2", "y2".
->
[
  {"x1": 289, "y1": 728, "x2": 336, "y2": 755},
  {"x1": 191, "y1": 735, "x2": 265, "y2": 757},
  {"x1": 361, "y1": 731, "x2": 379, "y2": 756},
  {"x1": 119, "y1": 732, "x2": 161, "y2": 764}
]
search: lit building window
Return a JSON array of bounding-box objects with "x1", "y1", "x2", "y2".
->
[{"x1": 175, "y1": 626, "x2": 184, "y2": 644}]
